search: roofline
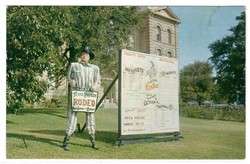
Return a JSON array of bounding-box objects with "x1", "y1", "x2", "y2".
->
[
  {"x1": 150, "y1": 6, "x2": 181, "y2": 24},
  {"x1": 165, "y1": 7, "x2": 181, "y2": 21}
]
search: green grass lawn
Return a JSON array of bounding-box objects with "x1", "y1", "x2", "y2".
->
[{"x1": 7, "y1": 107, "x2": 245, "y2": 159}]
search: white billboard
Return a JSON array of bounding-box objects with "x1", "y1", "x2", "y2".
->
[{"x1": 120, "y1": 49, "x2": 180, "y2": 136}]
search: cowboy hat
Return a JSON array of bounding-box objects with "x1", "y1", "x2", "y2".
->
[{"x1": 81, "y1": 46, "x2": 95, "y2": 60}]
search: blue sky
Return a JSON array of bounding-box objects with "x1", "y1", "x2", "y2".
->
[{"x1": 170, "y1": 6, "x2": 245, "y2": 69}]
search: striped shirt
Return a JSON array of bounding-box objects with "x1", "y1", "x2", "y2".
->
[{"x1": 67, "y1": 62, "x2": 101, "y2": 92}]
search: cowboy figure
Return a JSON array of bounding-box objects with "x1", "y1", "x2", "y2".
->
[{"x1": 62, "y1": 46, "x2": 101, "y2": 150}]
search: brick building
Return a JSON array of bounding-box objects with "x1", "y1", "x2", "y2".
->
[{"x1": 129, "y1": 7, "x2": 180, "y2": 58}]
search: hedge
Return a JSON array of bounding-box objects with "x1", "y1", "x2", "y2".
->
[{"x1": 180, "y1": 104, "x2": 245, "y2": 122}]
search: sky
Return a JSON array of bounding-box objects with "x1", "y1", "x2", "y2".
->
[{"x1": 170, "y1": 6, "x2": 245, "y2": 69}]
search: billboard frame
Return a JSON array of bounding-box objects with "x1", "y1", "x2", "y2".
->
[{"x1": 116, "y1": 49, "x2": 182, "y2": 146}]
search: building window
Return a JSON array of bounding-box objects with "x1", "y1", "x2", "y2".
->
[
  {"x1": 168, "y1": 51, "x2": 172, "y2": 57},
  {"x1": 167, "y1": 29, "x2": 172, "y2": 44},
  {"x1": 128, "y1": 35, "x2": 135, "y2": 49},
  {"x1": 156, "y1": 26, "x2": 161, "y2": 42},
  {"x1": 157, "y1": 49, "x2": 162, "y2": 56}
]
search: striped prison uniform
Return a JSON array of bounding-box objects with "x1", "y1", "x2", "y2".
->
[{"x1": 66, "y1": 62, "x2": 101, "y2": 137}]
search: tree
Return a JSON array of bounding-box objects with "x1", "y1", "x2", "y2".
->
[
  {"x1": 180, "y1": 61, "x2": 214, "y2": 105},
  {"x1": 209, "y1": 83, "x2": 228, "y2": 104},
  {"x1": 7, "y1": 6, "x2": 141, "y2": 113},
  {"x1": 208, "y1": 12, "x2": 245, "y2": 104}
]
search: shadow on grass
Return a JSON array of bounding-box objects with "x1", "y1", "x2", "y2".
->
[
  {"x1": 76, "y1": 130, "x2": 118, "y2": 144},
  {"x1": 29, "y1": 129, "x2": 65, "y2": 136},
  {"x1": 27, "y1": 129, "x2": 118, "y2": 144},
  {"x1": 7, "y1": 132, "x2": 92, "y2": 149},
  {"x1": 7, "y1": 120, "x2": 15, "y2": 124},
  {"x1": 11, "y1": 108, "x2": 67, "y2": 119}
]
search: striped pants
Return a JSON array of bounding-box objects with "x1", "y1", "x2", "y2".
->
[
  {"x1": 66, "y1": 85, "x2": 95, "y2": 137},
  {"x1": 65, "y1": 110, "x2": 95, "y2": 137}
]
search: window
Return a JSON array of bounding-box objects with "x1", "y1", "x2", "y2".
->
[
  {"x1": 156, "y1": 26, "x2": 161, "y2": 42},
  {"x1": 167, "y1": 29, "x2": 172, "y2": 44},
  {"x1": 168, "y1": 51, "x2": 172, "y2": 57},
  {"x1": 157, "y1": 49, "x2": 162, "y2": 56},
  {"x1": 128, "y1": 35, "x2": 135, "y2": 49}
]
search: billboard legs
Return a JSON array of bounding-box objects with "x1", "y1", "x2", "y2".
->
[{"x1": 115, "y1": 132, "x2": 183, "y2": 146}]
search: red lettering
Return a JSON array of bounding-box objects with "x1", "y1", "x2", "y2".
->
[
  {"x1": 88, "y1": 100, "x2": 91, "y2": 106},
  {"x1": 82, "y1": 99, "x2": 87, "y2": 106},
  {"x1": 91, "y1": 100, "x2": 95, "y2": 107},
  {"x1": 73, "y1": 98, "x2": 97, "y2": 108}
]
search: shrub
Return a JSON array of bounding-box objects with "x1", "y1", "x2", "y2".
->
[
  {"x1": 28, "y1": 95, "x2": 68, "y2": 109},
  {"x1": 180, "y1": 104, "x2": 245, "y2": 122}
]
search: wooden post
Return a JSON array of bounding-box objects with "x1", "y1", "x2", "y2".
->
[{"x1": 80, "y1": 74, "x2": 119, "y2": 132}]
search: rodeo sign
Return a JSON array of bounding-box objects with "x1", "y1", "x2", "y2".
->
[{"x1": 71, "y1": 90, "x2": 98, "y2": 112}]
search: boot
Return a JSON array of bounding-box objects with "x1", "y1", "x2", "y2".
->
[
  {"x1": 90, "y1": 134, "x2": 98, "y2": 150},
  {"x1": 77, "y1": 123, "x2": 81, "y2": 133},
  {"x1": 62, "y1": 134, "x2": 70, "y2": 151}
]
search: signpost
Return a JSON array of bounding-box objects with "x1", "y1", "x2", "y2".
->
[{"x1": 117, "y1": 49, "x2": 181, "y2": 145}]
